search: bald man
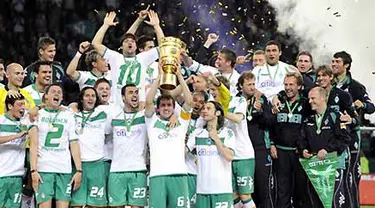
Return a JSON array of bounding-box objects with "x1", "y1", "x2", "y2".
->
[{"x1": 0, "y1": 63, "x2": 35, "y2": 114}]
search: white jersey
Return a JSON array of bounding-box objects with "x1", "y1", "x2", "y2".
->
[
  {"x1": 35, "y1": 108, "x2": 78, "y2": 173},
  {"x1": 103, "y1": 103, "x2": 116, "y2": 161},
  {"x1": 252, "y1": 61, "x2": 294, "y2": 101},
  {"x1": 146, "y1": 109, "x2": 191, "y2": 177},
  {"x1": 185, "y1": 117, "x2": 205, "y2": 175},
  {"x1": 226, "y1": 96, "x2": 255, "y2": 159},
  {"x1": 76, "y1": 71, "x2": 111, "y2": 90},
  {"x1": 110, "y1": 108, "x2": 148, "y2": 172},
  {"x1": 0, "y1": 114, "x2": 30, "y2": 177},
  {"x1": 23, "y1": 84, "x2": 44, "y2": 106},
  {"x1": 186, "y1": 60, "x2": 240, "y2": 96},
  {"x1": 74, "y1": 105, "x2": 111, "y2": 162},
  {"x1": 187, "y1": 127, "x2": 235, "y2": 194},
  {"x1": 103, "y1": 47, "x2": 159, "y2": 105}
]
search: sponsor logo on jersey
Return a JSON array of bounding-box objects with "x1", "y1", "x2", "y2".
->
[{"x1": 197, "y1": 148, "x2": 220, "y2": 156}]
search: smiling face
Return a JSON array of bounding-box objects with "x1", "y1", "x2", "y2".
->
[
  {"x1": 123, "y1": 86, "x2": 139, "y2": 110},
  {"x1": 6, "y1": 64, "x2": 24, "y2": 88},
  {"x1": 39, "y1": 44, "x2": 56, "y2": 62},
  {"x1": 45, "y1": 85, "x2": 63, "y2": 109},
  {"x1": 308, "y1": 88, "x2": 325, "y2": 111},
  {"x1": 35, "y1": 65, "x2": 52, "y2": 87},
  {"x1": 331, "y1": 57, "x2": 347, "y2": 77},
  {"x1": 215, "y1": 52, "x2": 232, "y2": 72},
  {"x1": 96, "y1": 82, "x2": 111, "y2": 104},
  {"x1": 157, "y1": 98, "x2": 174, "y2": 120},
  {"x1": 284, "y1": 76, "x2": 300, "y2": 100},
  {"x1": 192, "y1": 93, "x2": 205, "y2": 116},
  {"x1": 316, "y1": 71, "x2": 333, "y2": 89},
  {"x1": 82, "y1": 88, "x2": 97, "y2": 111}
]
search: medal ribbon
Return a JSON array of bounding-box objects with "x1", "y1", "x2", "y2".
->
[
  {"x1": 125, "y1": 111, "x2": 138, "y2": 133},
  {"x1": 315, "y1": 108, "x2": 327, "y2": 134},
  {"x1": 80, "y1": 111, "x2": 94, "y2": 130},
  {"x1": 266, "y1": 63, "x2": 280, "y2": 83},
  {"x1": 286, "y1": 100, "x2": 300, "y2": 116},
  {"x1": 47, "y1": 108, "x2": 61, "y2": 127},
  {"x1": 247, "y1": 97, "x2": 255, "y2": 119}
]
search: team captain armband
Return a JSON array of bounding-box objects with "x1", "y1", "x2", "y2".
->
[{"x1": 180, "y1": 109, "x2": 191, "y2": 120}]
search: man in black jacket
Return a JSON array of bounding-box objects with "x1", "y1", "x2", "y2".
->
[
  {"x1": 238, "y1": 71, "x2": 275, "y2": 208},
  {"x1": 299, "y1": 86, "x2": 351, "y2": 208},
  {"x1": 332, "y1": 51, "x2": 375, "y2": 207},
  {"x1": 270, "y1": 71, "x2": 311, "y2": 208}
]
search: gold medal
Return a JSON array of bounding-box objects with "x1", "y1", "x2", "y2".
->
[
  {"x1": 49, "y1": 123, "x2": 54, "y2": 130},
  {"x1": 316, "y1": 129, "x2": 321, "y2": 134}
]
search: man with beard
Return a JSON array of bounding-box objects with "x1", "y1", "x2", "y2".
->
[
  {"x1": 0, "y1": 94, "x2": 32, "y2": 208},
  {"x1": 0, "y1": 63, "x2": 35, "y2": 115},
  {"x1": 145, "y1": 64, "x2": 192, "y2": 208},
  {"x1": 70, "y1": 87, "x2": 111, "y2": 207},
  {"x1": 270, "y1": 72, "x2": 311, "y2": 208},
  {"x1": 92, "y1": 10, "x2": 164, "y2": 107},
  {"x1": 23, "y1": 61, "x2": 52, "y2": 106},
  {"x1": 67, "y1": 41, "x2": 111, "y2": 90},
  {"x1": 252, "y1": 40, "x2": 296, "y2": 101},
  {"x1": 298, "y1": 87, "x2": 351, "y2": 208},
  {"x1": 29, "y1": 84, "x2": 82, "y2": 208},
  {"x1": 237, "y1": 71, "x2": 275, "y2": 208},
  {"x1": 331, "y1": 51, "x2": 374, "y2": 208}
]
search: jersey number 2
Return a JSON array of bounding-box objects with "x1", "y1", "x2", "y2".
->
[{"x1": 45, "y1": 124, "x2": 64, "y2": 147}]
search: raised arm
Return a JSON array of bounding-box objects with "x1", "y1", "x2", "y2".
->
[
  {"x1": 145, "y1": 65, "x2": 161, "y2": 118},
  {"x1": 144, "y1": 10, "x2": 164, "y2": 45},
  {"x1": 126, "y1": 9, "x2": 149, "y2": 35},
  {"x1": 176, "y1": 66, "x2": 193, "y2": 111},
  {"x1": 67, "y1": 41, "x2": 90, "y2": 81},
  {"x1": 92, "y1": 12, "x2": 119, "y2": 45}
]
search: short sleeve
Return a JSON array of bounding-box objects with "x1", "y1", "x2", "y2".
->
[
  {"x1": 76, "y1": 71, "x2": 89, "y2": 86},
  {"x1": 224, "y1": 128, "x2": 235, "y2": 152},
  {"x1": 234, "y1": 97, "x2": 247, "y2": 117},
  {"x1": 187, "y1": 129, "x2": 197, "y2": 152}
]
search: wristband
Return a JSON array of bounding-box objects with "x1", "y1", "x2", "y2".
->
[
  {"x1": 76, "y1": 170, "x2": 83, "y2": 173},
  {"x1": 75, "y1": 51, "x2": 82, "y2": 57}
]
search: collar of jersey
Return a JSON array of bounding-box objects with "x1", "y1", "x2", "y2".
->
[{"x1": 44, "y1": 107, "x2": 60, "y2": 113}]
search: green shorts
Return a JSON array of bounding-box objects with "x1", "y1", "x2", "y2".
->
[
  {"x1": 232, "y1": 158, "x2": 255, "y2": 194},
  {"x1": 36, "y1": 173, "x2": 72, "y2": 204},
  {"x1": 149, "y1": 174, "x2": 189, "y2": 208},
  {"x1": 71, "y1": 160, "x2": 108, "y2": 206},
  {"x1": 187, "y1": 174, "x2": 197, "y2": 208},
  {"x1": 107, "y1": 171, "x2": 147, "y2": 206},
  {"x1": 0, "y1": 176, "x2": 23, "y2": 208},
  {"x1": 196, "y1": 193, "x2": 233, "y2": 208}
]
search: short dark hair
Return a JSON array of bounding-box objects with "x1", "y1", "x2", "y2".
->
[
  {"x1": 5, "y1": 93, "x2": 25, "y2": 111},
  {"x1": 94, "y1": 78, "x2": 111, "y2": 89},
  {"x1": 45, "y1": 83, "x2": 64, "y2": 95},
  {"x1": 77, "y1": 87, "x2": 100, "y2": 112},
  {"x1": 156, "y1": 94, "x2": 175, "y2": 109},
  {"x1": 120, "y1": 33, "x2": 137, "y2": 45},
  {"x1": 333, "y1": 51, "x2": 352, "y2": 71},
  {"x1": 237, "y1": 71, "x2": 255, "y2": 92},
  {"x1": 37, "y1": 37, "x2": 55, "y2": 56},
  {"x1": 219, "y1": 48, "x2": 237, "y2": 68},
  {"x1": 33, "y1": 61, "x2": 52, "y2": 74},
  {"x1": 297, "y1": 51, "x2": 313, "y2": 63},
  {"x1": 121, "y1": 84, "x2": 137, "y2": 96},
  {"x1": 137, "y1": 35, "x2": 154, "y2": 50},
  {"x1": 265, "y1": 40, "x2": 281, "y2": 51}
]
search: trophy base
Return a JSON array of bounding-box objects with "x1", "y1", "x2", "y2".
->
[{"x1": 160, "y1": 73, "x2": 177, "y2": 90}]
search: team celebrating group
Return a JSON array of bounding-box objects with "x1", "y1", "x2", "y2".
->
[{"x1": 0, "y1": 8, "x2": 373, "y2": 208}]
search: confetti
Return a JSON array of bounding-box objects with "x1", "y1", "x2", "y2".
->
[
  {"x1": 205, "y1": 28, "x2": 210, "y2": 31},
  {"x1": 238, "y1": 7, "x2": 242, "y2": 11},
  {"x1": 140, "y1": 2, "x2": 145, "y2": 6},
  {"x1": 327, "y1": 7, "x2": 331, "y2": 10},
  {"x1": 218, "y1": 2, "x2": 223, "y2": 6},
  {"x1": 196, "y1": 28, "x2": 201, "y2": 32},
  {"x1": 94, "y1": 9, "x2": 99, "y2": 14},
  {"x1": 328, "y1": 24, "x2": 332, "y2": 27},
  {"x1": 333, "y1": 12, "x2": 339, "y2": 15},
  {"x1": 225, "y1": 5, "x2": 228, "y2": 9},
  {"x1": 222, "y1": 13, "x2": 228, "y2": 16}
]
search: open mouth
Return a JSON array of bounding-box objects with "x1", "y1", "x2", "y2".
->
[{"x1": 52, "y1": 97, "x2": 60, "y2": 104}]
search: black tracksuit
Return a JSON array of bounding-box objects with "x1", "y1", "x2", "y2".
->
[
  {"x1": 246, "y1": 95, "x2": 275, "y2": 208},
  {"x1": 335, "y1": 72, "x2": 375, "y2": 207},
  {"x1": 298, "y1": 108, "x2": 351, "y2": 208},
  {"x1": 270, "y1": 96, "x2": 311, "y2": 208},
  {"x1": 327, "y1": 86, "x2": 358, "y2": 208}
]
